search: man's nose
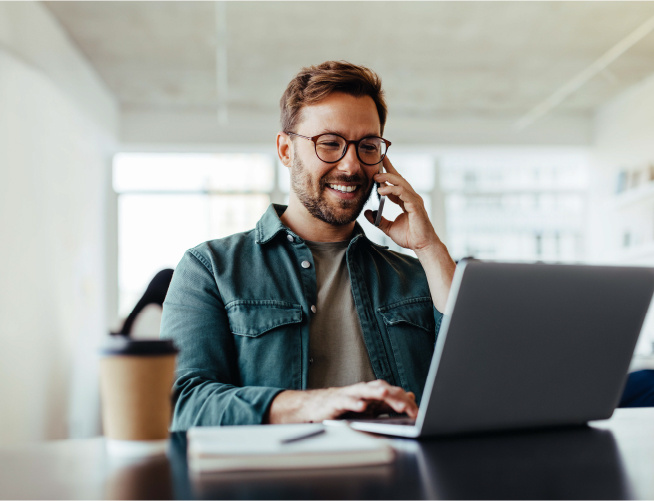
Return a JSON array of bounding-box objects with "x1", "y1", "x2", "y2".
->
[{"x1": 336, "y1": 145, "x2": 362, "y2": 175}]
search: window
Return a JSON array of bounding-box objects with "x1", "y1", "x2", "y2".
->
[
  {"x1": 113, "y1": 149, "x2": 590, "y2": 319},
  {"x1": 113, "y1": 153, "x2": 275, "y2": 317},
  {"x1": 440, "y1": 148, "x2": 589, "y2": 263}
]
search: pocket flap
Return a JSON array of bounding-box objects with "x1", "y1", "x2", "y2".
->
[
  {"x1": 377, "y1": 297, "x2": 434, "y2": 332},
  {"x1": 226, "y1": 300, "x2": 302, "y2": 337}
]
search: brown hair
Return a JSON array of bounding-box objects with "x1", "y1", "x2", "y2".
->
[{"x1": 280, "y1": 61, "x2": 387, "y2": 135}]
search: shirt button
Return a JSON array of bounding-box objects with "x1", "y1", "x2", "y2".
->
[
  {"x1": 301, "y1": 260, "x2": 311, "y2": 269},
  {"x1": 311, "y1": 305, "x2": 317, "y2": 313},
  {"x1": 309, "y1": 357, "x2": 314, "y2": 365},
  {"x1": 287, "y1": 234, "x2": 294, "y2": 242}
]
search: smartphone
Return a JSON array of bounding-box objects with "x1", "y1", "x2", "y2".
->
[{"x1": 374, "y1": 163, "x2": 386, "y2": 227}]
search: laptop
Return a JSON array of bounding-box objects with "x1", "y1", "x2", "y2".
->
[{"x1": 347, "y1": 260, "x2": 654, "y2": 438}]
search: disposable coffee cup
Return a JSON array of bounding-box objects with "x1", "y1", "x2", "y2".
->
[{"x1": 100, "y1": 337, "x2": 178, "y2": 457}]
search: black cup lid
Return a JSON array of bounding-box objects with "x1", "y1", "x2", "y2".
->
[{"x1": 101, "y1": 337, "x2": 178, "y2": 356}]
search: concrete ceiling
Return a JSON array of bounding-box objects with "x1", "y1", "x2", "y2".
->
[{"x1": 44, "y1": 1, "x2": 654, "y2": 145}]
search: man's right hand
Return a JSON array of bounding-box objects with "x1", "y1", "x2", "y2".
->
[{"x1": 266, "y1": 380, "x2": 418, "y2": 424}]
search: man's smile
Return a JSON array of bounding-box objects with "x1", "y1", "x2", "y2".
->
[
  {"x1": 325, "y1": 182, "x2": 363, "y2": 199},
  {"x1": 323, "y1": 174, "x2": 369, "y2": 202},
  {"x1": 327, "y1": 183, "x2": 358, "y2": 193}
]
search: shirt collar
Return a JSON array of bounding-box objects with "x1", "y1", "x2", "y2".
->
[
  {"x1": 255, "y1": 204, "x2": 291, "y2": 244},
  {"x1": 255, "y1": 203, "x2": 387, "y2": 249}
]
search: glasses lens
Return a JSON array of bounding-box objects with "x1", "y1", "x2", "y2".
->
[
  {"x1": 315, "y1": 134, "x2": 346, "y2": 162},
  {"x1": 358, "y1": 137, "x2": 386, "y2": 165}
]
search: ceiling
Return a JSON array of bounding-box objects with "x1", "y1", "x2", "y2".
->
[{"x1": 44, "y1": 1, "x2": 654, "y2": 145}]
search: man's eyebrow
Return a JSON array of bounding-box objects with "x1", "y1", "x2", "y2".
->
[
  {"x1": 316, "y1": 129, "x2": 381, "y2": 138},
  {"x1": 316, "y1": 128, "x2": 343, "y2": 135}
]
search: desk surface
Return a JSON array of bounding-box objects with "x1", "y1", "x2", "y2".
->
[{"x1": 1, "y1": 408, "x2": 653, "y2": 500}]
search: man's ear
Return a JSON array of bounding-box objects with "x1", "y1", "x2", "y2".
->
[{"x1": 277, "y1": 132, "x2": 292, "y2": 168}]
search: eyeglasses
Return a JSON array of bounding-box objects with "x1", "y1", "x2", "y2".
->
[{"x1": 286, "y1": 132, "x2": 391, "y2": 166}]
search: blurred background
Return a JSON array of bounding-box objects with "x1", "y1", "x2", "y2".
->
[{"x1": 2, "y1": 1, "x2": 654, "y2": 444}]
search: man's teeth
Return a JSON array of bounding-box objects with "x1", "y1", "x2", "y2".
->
[{"x1": 328, "y1": 184, "x2": 357, "y2": 193}]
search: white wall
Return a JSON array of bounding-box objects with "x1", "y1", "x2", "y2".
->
[
  {"x1": 589, "y1": 72, "x2": 654, "y2": 357},
  {"x1": 0, "y1": 3, "x2": 118, "y2": 444},
  {"x1": 589, "y1": 72, "x2": 654, "y2": 262}
]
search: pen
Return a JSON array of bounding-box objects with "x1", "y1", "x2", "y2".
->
[{"x1": 280, "y1": 428, "x2": 326, "y2": 444}]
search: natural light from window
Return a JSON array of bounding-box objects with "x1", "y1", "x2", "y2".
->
[{"x1": 113, "y1": 149, "x2": 589, "y2": 320}]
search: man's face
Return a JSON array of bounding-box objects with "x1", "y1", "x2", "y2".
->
[{"x1": 288, "y1": 93, "x2": 381, "y2": 226}]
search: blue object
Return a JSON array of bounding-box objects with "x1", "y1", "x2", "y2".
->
[{"x1": 619, "y1": 370, "x2": 654, "y2": 407}]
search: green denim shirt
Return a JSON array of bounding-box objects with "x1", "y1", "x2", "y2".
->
[{"x1": 161, "y1": 204, "x2": 443, "y2": 430}]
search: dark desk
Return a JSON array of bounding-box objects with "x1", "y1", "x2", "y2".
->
[{"x1": 1, "y1": 408, "x2": 653, "y2": 500}]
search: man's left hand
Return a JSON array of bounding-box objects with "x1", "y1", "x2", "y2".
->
[
  {"x1": 364, "y1": 156, "x2": 441, "y2": 253},
  {"x1": 364, "y1": 156, "x2": 456, "y2": 312}
]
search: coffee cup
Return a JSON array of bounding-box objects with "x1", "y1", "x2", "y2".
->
[{"x1": 99, "y1": 337, "x2": 178, "y2": 456}]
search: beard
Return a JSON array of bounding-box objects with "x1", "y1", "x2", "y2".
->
[{"x1": 290, "y1": 155, "x2": 375, "y2": 226}]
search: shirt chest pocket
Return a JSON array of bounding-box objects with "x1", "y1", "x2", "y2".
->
[
  {"x1": 377, "y1": 297, "x2": 436, "y2": 401},
  {"x1": 378, "y1": 298, "x2": 436, "y2": 334},
  {"x1": 226, "y1": 300, "x2": 303, "y2": 337},
  {"x1": 225, "y1": 300, "x2": 303, "y2": 388}
]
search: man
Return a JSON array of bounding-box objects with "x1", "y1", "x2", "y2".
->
[{"x1": 161, "y1": 61, "x2": 456, "y2": 429}]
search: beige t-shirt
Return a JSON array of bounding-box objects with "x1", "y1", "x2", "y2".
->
[{"x1": 305, "y1": 240, "x2": 376, "y2": 389}]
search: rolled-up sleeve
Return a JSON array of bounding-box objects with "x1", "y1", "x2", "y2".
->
[
  {"x1": 434, "y1": 306, "x2": 443, "y2": 340},
  {"x1": 160, "y1": 249, "x2": 284, "y2": 430}
]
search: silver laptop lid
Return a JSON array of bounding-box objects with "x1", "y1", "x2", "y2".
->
[{"x1": 416, "y1": 260, "x2": 654, "y2": 436}]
